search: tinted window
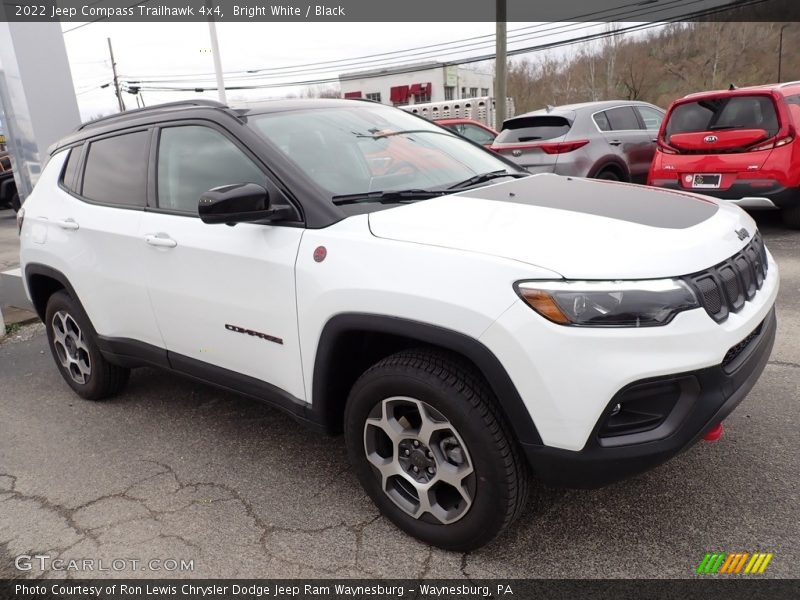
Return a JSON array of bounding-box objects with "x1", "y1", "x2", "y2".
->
[
  {"x1": 83, "y1": 132, "x2": 149, "y2": 206},
  {"x1": 665, "y1": 95, "x2": 779, "y2": 138},
  {"x1": 593, "y1": 112, "x2": 611, "y2": 131},
  {"x1": 61, "y1": 147, "x2": 82, "y2": 193},
  {"x1": 495, "y1": 116, "x2": 571, "y2": 143},
  {"x1": 157, "y1": 126, "x2": 265, "y2": 214},
  {"x1": 636, "y1": 106, "x2": 664, "y2": 130},
  {"x1": 606, "y1": 106, "x2": 642, "y2": 131}
]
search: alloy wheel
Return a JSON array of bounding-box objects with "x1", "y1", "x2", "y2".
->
[{"x1": 51, "y1": 310, "x2": 92, "y2": 384}]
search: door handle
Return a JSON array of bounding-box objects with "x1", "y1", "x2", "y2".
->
[
  {"x1": 608, "y1": 140, "x2": 623, "y2": 146},
  {"x1": 651, "y1": 138, "x2": 659, "y2": 143},
  {"x1": 56, "y1": 218, "x2": 80, "y2": 231},
  {"x1": 144, "y1": 233, "x2": 177, "y2": 248}
]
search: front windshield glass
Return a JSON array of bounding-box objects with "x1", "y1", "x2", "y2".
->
[{"x1": 248, "y1": 104, "x2": 516, "y2": 197}]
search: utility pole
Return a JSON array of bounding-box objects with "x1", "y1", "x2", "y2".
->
[
  {"x1": 778, "y1": 24, "x2": 789, "y2": 83},
  {"x1": 495, "y1": 0, "x2": 507, "y2": 130},
  {"x1": 107, "y1": 38, "x2": 125, "y2": 112},
  {"x1": 207, "y1": 5, "x2": 227, "y2": 104}
]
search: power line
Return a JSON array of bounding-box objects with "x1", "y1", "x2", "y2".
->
[
  {"x1": 130, "y1": 0, "x2": 768, "y2": 94},
  {"x1": 120, "y1": 0, "x2": 680, "y2": 83}
]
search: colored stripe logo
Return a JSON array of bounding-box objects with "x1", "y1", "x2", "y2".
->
[{"x1": 697, "y1": 552, "x2": 773, "y2": 574}]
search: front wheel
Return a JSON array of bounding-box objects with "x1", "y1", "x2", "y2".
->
[
  {"x1": 781, "y1": 205, "x2": 800, "y2": 230},
  {"x1": 344, "y1": 349, "x2": 530, "y2": 551}
]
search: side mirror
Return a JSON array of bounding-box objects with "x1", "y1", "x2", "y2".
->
[{"x1": 198, "y1": 183, "x2": 294, "y2": 225}]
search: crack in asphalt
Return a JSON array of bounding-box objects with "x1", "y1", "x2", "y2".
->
[
  {"x1": 768, "y1": 360, "x2": 800, "y2": 369},
  {"x1": 1, "y1": 460, "x2": 457, "y2": 578}
]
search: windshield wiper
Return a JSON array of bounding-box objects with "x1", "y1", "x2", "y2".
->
[
  {"x1": 332, "y1": 189, "x2": 448, "y2": 206},
  {"x1": 447, "y1": 170, "x2": 529, "y2": 190},
  {"x1": 355, "y1": 129, "x2": 454, "y2": 140}
]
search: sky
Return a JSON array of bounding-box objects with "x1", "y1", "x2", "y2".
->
[{"x1": 61, "y1": 21, "x2": 605, "y2": 119}]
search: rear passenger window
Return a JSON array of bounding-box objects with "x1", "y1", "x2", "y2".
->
[
  {"x1": 157, "y1": 126, "x2": 265, "y2": 214},
  {"x1": 593, "y1": 112, "x2": 611, "y2": 131},
  {"x1": 606, "y1": 106, "x2": 642, "y2": 131},
  {"x1": 61, "y1": 147, "x2": 82, "y2": 193},
  {"x1": 636, "y1": 106, "x2": 664, "y2": 130},
  {"x1": 82, "y1": 131, "x2": 149, "y2": 207}
]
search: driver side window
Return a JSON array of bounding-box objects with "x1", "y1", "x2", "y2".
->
[{"x1": 157, "y1": 126, "x2": 265, "y2": 214}]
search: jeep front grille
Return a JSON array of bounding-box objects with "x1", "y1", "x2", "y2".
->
[{"x1": 686, "y1": 234, "x2": 768, "y2": 323}]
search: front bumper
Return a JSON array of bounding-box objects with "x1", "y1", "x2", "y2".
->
[{"x1": 522, "y1": 306, "x2": 776, "y2": 488}]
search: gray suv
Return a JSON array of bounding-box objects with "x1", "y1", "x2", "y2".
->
[{"x1": 491, "y1": 101, "x2": 665, "y2": 183}]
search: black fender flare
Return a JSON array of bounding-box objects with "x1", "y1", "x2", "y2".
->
[
  {"x1": 312, "y1": 313, "x2": 543, "y2": 445},
  {"x1": 24, "y1": 263, "x2": 85, "y2": 322}
]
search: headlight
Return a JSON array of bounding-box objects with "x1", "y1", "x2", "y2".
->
[{"x1": 515, "y1": 279, "x2": 700, "y2": 327}]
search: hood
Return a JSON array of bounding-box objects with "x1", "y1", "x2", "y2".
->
[{"x1": 368, "y1": 174, "x2": 757, "y2": 279}]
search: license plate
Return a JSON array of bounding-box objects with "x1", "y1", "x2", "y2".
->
[{"x1": 690, "y1": 173, "x2": 721, "y2": 189}]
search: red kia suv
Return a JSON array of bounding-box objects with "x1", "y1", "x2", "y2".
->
[{"x1": 649, "y1": 82, "x2": 800, "y2": 228}]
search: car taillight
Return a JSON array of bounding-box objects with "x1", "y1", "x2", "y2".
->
[
  {"x1": 749, "y1": 135, "x2": 794, "y2": 152},
  {"x1": 539, "y1": 140, "x2": 589, "y2": 154},
  {"x1": 657, "y1": 140, "x2": 678, "y2": 154}
]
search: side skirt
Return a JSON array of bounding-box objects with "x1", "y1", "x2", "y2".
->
[{"x1": 96, "y1": 336, "x2": 323, "y2": 432}]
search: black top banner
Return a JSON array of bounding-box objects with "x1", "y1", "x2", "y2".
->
[{"x1": 0, "y1": 0, "x2": 799, "y2": 22}]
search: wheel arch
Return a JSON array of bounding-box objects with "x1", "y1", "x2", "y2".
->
[
  {"x1": 588, "y1": 158, "x2": 630, "y2": 181},
  {"x1": 311, "y1": 313, "x2": 543, "y2": 446},
  {"x1": 25, "y1": 264, "x2": 81, "y2": 323}
]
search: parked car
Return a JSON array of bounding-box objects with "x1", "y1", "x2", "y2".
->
[
  {"x1": 649, "y1": 82, "x2": 800, "y2": 228},
  {"x1": 0, "y1": 151, "x2": 20, "y2": 212},
  {"x1": 491, "y1": 100, "x2": 665, "y2": 182},
  {"x1": 19, "y1": 99, "x2": 777, "y2": 550},
  {"x1": 435, "y1": 118, "x2": 498, "y2": 147}
]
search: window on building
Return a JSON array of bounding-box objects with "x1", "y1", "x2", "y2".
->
[
  {"x1": 410, "y1": 83, "x2": 432, "y2": 104},
  {"x1": 481, "y1": 88, "x2": 489, "y2": 97},
  {"x1": 461, "y1": 87, "x2": 466, "y2": 99},
  {"x1": 82, "y1": 131, "x2": 149, "y2": 207},
  {"x1": 444, "y1": 86, "x2": 455, "y2": 101},
  {"x1": 365, "y1": 92, "x2": 381, "y2": 103},
  {"x1": 469, "y1": 87, "x2": 478, "y2": 98}
]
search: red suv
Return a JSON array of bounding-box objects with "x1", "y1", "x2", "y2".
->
[{"x1": 649, "y1": 82, "x2": 800, "y2": 228}]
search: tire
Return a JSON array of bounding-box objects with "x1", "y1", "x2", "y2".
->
[
  {"x1": 10, "y1": 192, "x2": 20, "y2": 213},
  {"x1": 595, "y1": 169, "x2": 621, "y2": 181},
  {"x1": 344, "y1": 348, "x2": 530, "y2": 551},
  {"x1": 780, "y1": 205, "x2": 800, "y2": 229},
  {"x1": 44, "y1": 290, "x2": 130, "y2": 401}
]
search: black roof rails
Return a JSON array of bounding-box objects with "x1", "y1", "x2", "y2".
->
[{"x1": 77, "y1": 99, "x2": 228, "y2": 131}]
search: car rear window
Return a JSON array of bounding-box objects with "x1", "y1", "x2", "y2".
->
[
  {"x1": 666, "y1": 95, "x2": 780, "y2": 138},
  {"x1": 496, "y1": 116, "x2": 571, "y2": 143}
]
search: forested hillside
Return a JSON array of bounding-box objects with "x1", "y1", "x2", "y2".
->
[{"x1": 507, "y1": 22, "x2": 800, "y2": 114}]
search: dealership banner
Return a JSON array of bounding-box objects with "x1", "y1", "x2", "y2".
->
[
  {"x1": 3, "y1": 580, "x2": 800, "y2": 600},
  {"x1": 0, "y1": 0, "x2": 799, "y2": 22}
]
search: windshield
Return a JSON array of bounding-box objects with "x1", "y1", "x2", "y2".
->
[{"x1": 248, "y1": 104, "x2": 516, "y2": 198}]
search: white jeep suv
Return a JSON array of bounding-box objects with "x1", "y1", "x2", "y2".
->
[{"x1": 18, "y1": 99, "x2": 778, "y2": 550}]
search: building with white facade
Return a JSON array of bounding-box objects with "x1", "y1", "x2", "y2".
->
[{"x1": 338, "y1": 62, "x2": 494, "y2": 106}]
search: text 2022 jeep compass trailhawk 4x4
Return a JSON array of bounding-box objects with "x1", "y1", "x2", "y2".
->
[{"x1": 18, "y1": 99, "x2": 778, "y2": 550}]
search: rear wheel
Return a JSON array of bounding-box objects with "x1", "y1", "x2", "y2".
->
[
  {"x1": 344, "y1": 349, "x2": 530, "y2": 551},
  {"x1": 45, "y1": 291, "x2": 130, "y2": 400},
  {"x1": 781, "y1": 205, "x2": 800, "y2": 229},
  {"x1": 595, "y1": 169, "x2": 621, "y2": 181}
]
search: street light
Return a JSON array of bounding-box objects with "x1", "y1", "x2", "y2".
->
[{"x1": 778, "y1": 24, "x2": 789, "y2": 83}]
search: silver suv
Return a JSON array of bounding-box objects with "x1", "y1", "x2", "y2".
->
[{"x1": 491, "y1": 100, "x2": 665, "y2": 183}]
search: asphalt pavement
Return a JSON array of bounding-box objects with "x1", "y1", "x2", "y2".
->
[{"x1": 0, "y1": 208, "x2": 798, "y2": 579}]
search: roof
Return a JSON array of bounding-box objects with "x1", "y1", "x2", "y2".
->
[
  {"x1": 511, "y1": 100, "x2": 656, "y2": 119},
  {"x1": 339, "y1": 61, "x2": 444, "y2": 80},
  {"x1": 48, "y1": 98, "x2": 387, "y2": 154},
  {"x1": 682, "y1": 81, "x2": 800, "y2": 99}
]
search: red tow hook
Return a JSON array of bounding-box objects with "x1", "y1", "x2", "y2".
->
[{"x1": 704, "y1": 423, "x2": 724, "y2": 442}]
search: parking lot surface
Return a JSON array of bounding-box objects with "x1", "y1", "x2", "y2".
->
[{"x1": 1, "y1": 208, "x2": 798, "y2": 579}]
